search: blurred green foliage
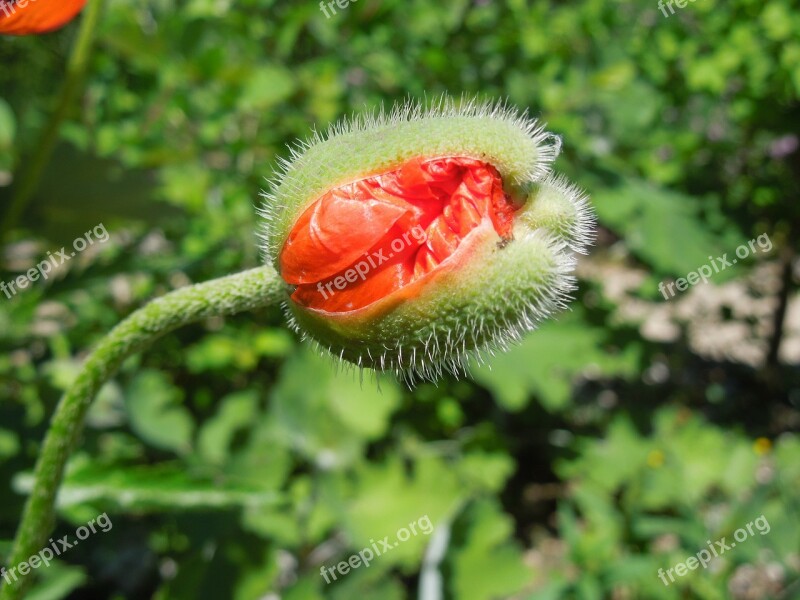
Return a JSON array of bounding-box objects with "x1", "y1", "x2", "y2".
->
[{"x1": 1, "y1": 0, "x2": 798, "y2": 598}]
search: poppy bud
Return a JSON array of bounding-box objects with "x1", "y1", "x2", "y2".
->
[
  {"x1": 261, "y1": 98, "x2": 594, "y2": 381},
  {"x1": 0, "y1": 0, "x2": 86, "y2": 35}
]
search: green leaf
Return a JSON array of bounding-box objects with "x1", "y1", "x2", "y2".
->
[
  {"x1": 593, "y1": 180, "x2": 742, "y2": 278},
  {"x1": 125, "y1": 370, "x2": 195, "y2": 455},
  {"x1": 25, "y1": 562, "x2": 87, "y2": 600},
  {"x1": 269, "y1": 346, "x2": 401, "y2": 466},
  {"x1": 451, "y1": 500, "x2": 533, "y2": 600},
  {"x1": 0, "y1": 428, "x2": 20, "y2": 462},
  {"x1": 558, "y1": 416, "x2": 650, "y2": 489},
  {"x1": 13, "y1": 461, "x2": 285, "y2": 514},
  {"x1": 198, "y1": 390, "x2": 260, "y2": 466},
  {"x1": 472, "y1": 308, "x2": 640, "y2": 411},
  {"x1": 238, "y1": 65, "x2": 296, "y2": 111},
  {"x1": 457, "y1": 451, "x2": 516, "y2": 494},
  {"x1": 340, "y1": 456, "x2": 462, "y2": 568}
]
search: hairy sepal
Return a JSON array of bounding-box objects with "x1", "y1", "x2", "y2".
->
[{"x1": 518, "y1": 174, "x2": 596, "y2": 255}]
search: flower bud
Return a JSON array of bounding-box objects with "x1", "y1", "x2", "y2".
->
[{"x1": 261, "y1": 98, "x2": 594, "y2": 381}]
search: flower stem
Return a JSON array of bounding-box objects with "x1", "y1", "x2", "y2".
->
[
  {"x1": 0, "y1": 0, "x2": 106, "y2": 237},
  {"x1": 0, "y1": 266, "x2": 287, "y2": 600}
]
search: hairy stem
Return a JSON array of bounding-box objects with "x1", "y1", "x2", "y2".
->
[
  {"x1": 0, "y1": 266, "x2": 287, "y2": 600},
  {"x1": 0, "y1": 0, "x2": 106, "y2": 237}
]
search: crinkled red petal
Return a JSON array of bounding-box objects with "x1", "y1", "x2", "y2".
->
[
  {"x1": 280, "y1": 156, "x2": 516, "y2": 313},
  {"x1": 0, "y1": 0, "x2": 87, "y2": 35}
]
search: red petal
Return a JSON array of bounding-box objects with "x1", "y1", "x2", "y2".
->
[
  {"x1": 424, "y1": 216, "x2": 460, "y2": 263},
  {"x1": 280, "y1": 185, "x2": 416, "y2": 284},
  {"x1": 281, "y1": 156, "x2": 516, "y2": 313}
]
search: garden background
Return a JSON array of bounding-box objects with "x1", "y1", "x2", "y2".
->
[{"x1": 1, "y1": 0, "x2": 799, "y2": 598}]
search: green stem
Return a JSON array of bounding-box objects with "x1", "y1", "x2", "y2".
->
[
  {"x1": 0, "y1": 0, "x2": 106, "y2": 237},
  {"x1": 0, "y1": 266, "x2": 287, "y2": 600}
]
